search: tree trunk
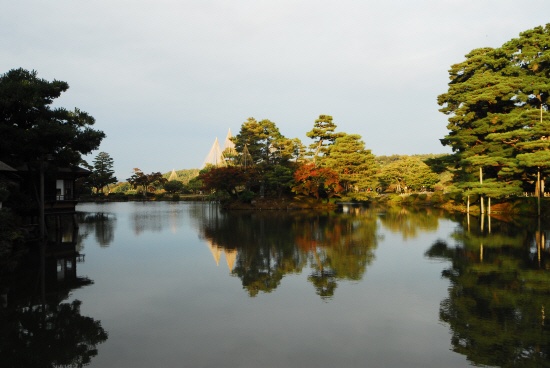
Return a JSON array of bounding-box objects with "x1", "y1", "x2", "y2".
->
[
  {"x1": 467, "y1": 195, "x2": 470, "y2": 213},
  {"x1": 39, "y1": 156, "x2": 45, "y2": 242}
]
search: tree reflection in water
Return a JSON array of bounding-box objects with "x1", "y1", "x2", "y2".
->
[
  {"x1": 0, "y1": 300, "x2": 108, "y2": 367},
  {"x1": 77, "y1": 212, "x2": 117, "y2": 248},
  {"x1": 0, "y1": 219, "x2": 108, "y2": 367},
  {"x1": 196, "y1": 204, "x2": 380, "y2": 300},
  {"x1": 378, "y1": 205, "x2": 444, "y2": 240},
  {"x1": 425, "y1": 215, "x2": 550, "y2": 367}
]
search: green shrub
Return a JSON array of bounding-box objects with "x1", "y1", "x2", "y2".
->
[
  {"x1": 239, "y1": 190, "x2": 255, "y2": 203},
  {"x1": 418, "y1": 194, "x2": 427, "y2": 201},
  {"x1": 349, "y1": 191, "x2": 376, "y2": 202},
  {"x1": 443, "y1": 191, "x2": 463, "y2": 202},
  {"x1": 431, "y1": 193, "x2": 443, "y2": 203},
  {"x1": 388, "y1": 194, "x2": 403, "y2": 203},
  {"x1": 145, "y1": 192, "x2": 155, "y2": 198},
  {"x1": 402, "y1": 195, "x2": 415, "y2": 203},
  {"x1": 512, "y1": 197, "x2": 537, "y2": 214},
  {"x1": 172, "y1": 194, "x2": 180, "y2": 201},
  {"x1": 155, "y1": 193, "x2": 165, "y2": 200}
]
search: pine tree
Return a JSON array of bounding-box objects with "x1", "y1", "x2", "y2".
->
[
  {"x1": 322, "y1": 134, "x2": 377, "y2": 191},
  {"x1": 436, "y1": 24, "x2": 550, "y2": 205},
  {"x1": 306, "y1": 115, "x2": 345, "y2": 163},
  {"x1": 231, "y1": 118, "x2": 285, "y2": 165},
  {"x1": 90, "y1": 152, "x2": 117, "y2": 193}
]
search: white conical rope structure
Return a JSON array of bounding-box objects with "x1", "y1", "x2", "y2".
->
[
  {"x1": 222, "y1": 128, "x2": 236, "y2": 155},
  {"x1": 238, "y1": 144, "x2": 254, "y2": 168},
  {"x1": 202, "y1": 137, "x2": 226, "y2": 168},
  {"x1": 168, "y1": 168, "x2": 178, "y2": 181}
]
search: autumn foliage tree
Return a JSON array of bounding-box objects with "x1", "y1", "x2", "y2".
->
[
  {"x1": 126, "y1": 169, "x2": 167, "y2": 193},
  {"x1": 199, "y1": 167, "x2": 256, "y2": 199},
  {"x1": 292, "y1": 163, "x2": 343, "y2": 200}
]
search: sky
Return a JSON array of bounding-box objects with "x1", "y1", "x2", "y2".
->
[{"x1": 2, "y1": 1, "x2": 550, "y2": 181}]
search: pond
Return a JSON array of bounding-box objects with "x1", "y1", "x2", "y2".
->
[{"x1": 2, "y1": 202, "x2": 550, "y2": 367}]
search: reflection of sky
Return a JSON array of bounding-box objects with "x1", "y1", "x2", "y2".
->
[{"x1": 73, "y1": 202, "x2": 469, "y2": 367}]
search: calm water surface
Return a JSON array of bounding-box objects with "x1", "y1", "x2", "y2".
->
[{"x1": 3, "y1": 202, "x2": 550, "y2": 367}]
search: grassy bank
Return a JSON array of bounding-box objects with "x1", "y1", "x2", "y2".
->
[
  {"x1": 222, "y1": 196, "x2": 338, "y2": 210},
  {"x1": 373, "y1": 192, "x2": 550, "y2": 217}
]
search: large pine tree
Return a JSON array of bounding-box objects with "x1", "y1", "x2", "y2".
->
[
  {"x1": 322, "y1": 134, "x2": 377, "y2": 192},
  {"x1": 436, "y1": 24, "x2": 550, "y2": 203}
]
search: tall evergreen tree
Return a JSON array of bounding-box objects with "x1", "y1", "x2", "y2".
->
[
  {"x1": 306, "y1": 115, "x2": 345, "y2": 163},
  {"x1": 490, "y1": 25, "x2": 550, "y2": 196},
  {"x1": 0, "y1": 68, "x2": 104, "y2": 167},
  {"x1": 89, "y1": 152, "x2": 117, "y2": 193},
  {"x1": 436, "y1": 24, "x2": 550, "y2": 205},
  {"x1": 322, "y1": 134, "x2": 377, "y2": 192},
  {"x1": 231, "y1": 118, "x2": 285, "y2": 165}
]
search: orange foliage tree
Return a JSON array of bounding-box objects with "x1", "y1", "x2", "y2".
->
[
  {"x1": 199, "y1": 167, "x2": 255, "y2": 199},
  {"x1": 292, "y1": 163, "x2": 342, "y2": 200}
]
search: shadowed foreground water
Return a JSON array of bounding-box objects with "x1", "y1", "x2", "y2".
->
[{"x1": 2, "y1": 202, "x2": 549, "y2": 367}]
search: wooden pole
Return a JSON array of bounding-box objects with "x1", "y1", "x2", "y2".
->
[
  {"x1": 481, "y1": 196, "x2": 485, "y2": 215},
  {"x1": 535, "y1": 217, "x2": 541, "y2": 268},
  {"x1": 480, "y1": 243, "x2": 483, "y2": 262},
  {"x1": 538, "y1": 167, "x2": 541, "y2": 217},
  {"x1": 480, "y1": 167, "x2": 485, "y2": 214}
]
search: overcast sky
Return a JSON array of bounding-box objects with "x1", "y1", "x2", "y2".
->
[{"x1": 2, "y1": 1, "x2": 550, "y2": 180}]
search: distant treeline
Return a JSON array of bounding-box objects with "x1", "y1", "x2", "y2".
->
[
  {"x1": 375, "y1": 154, "x2": 448, "y2": 168},
  {"x1": 162, "y1": 168, "x2": 200, "y2": 183}
]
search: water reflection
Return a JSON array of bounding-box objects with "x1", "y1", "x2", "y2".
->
[
  {"x1": 78, "y1": 212, "x2": 117, "y2": 248},
  {"x1": 0, "y1": 224, "x2": 108, "y2": 367},
  {"x1": 130, "y1": 202, "x2": 187, "y2": 235},
  {"x1": 378, "y1": 206, "x2": 445, "y2": 240},
  {"x1": 425, "y1": 214, "x2": 550, "y2": 366},
  {"x1": 195, "y1": 205, "x2": 380, "y2": 299}
]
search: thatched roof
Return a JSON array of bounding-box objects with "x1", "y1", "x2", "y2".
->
[{"x1": 0, "y1": 161, "x2": 17, "y2": 172}]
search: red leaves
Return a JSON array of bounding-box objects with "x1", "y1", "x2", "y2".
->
[
  {"x1": 198, "y1": 166, "x2": 255, "y2": 198},
  {"x1": 292, "y1": 163, "x2": 342, "y2": 199}
]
